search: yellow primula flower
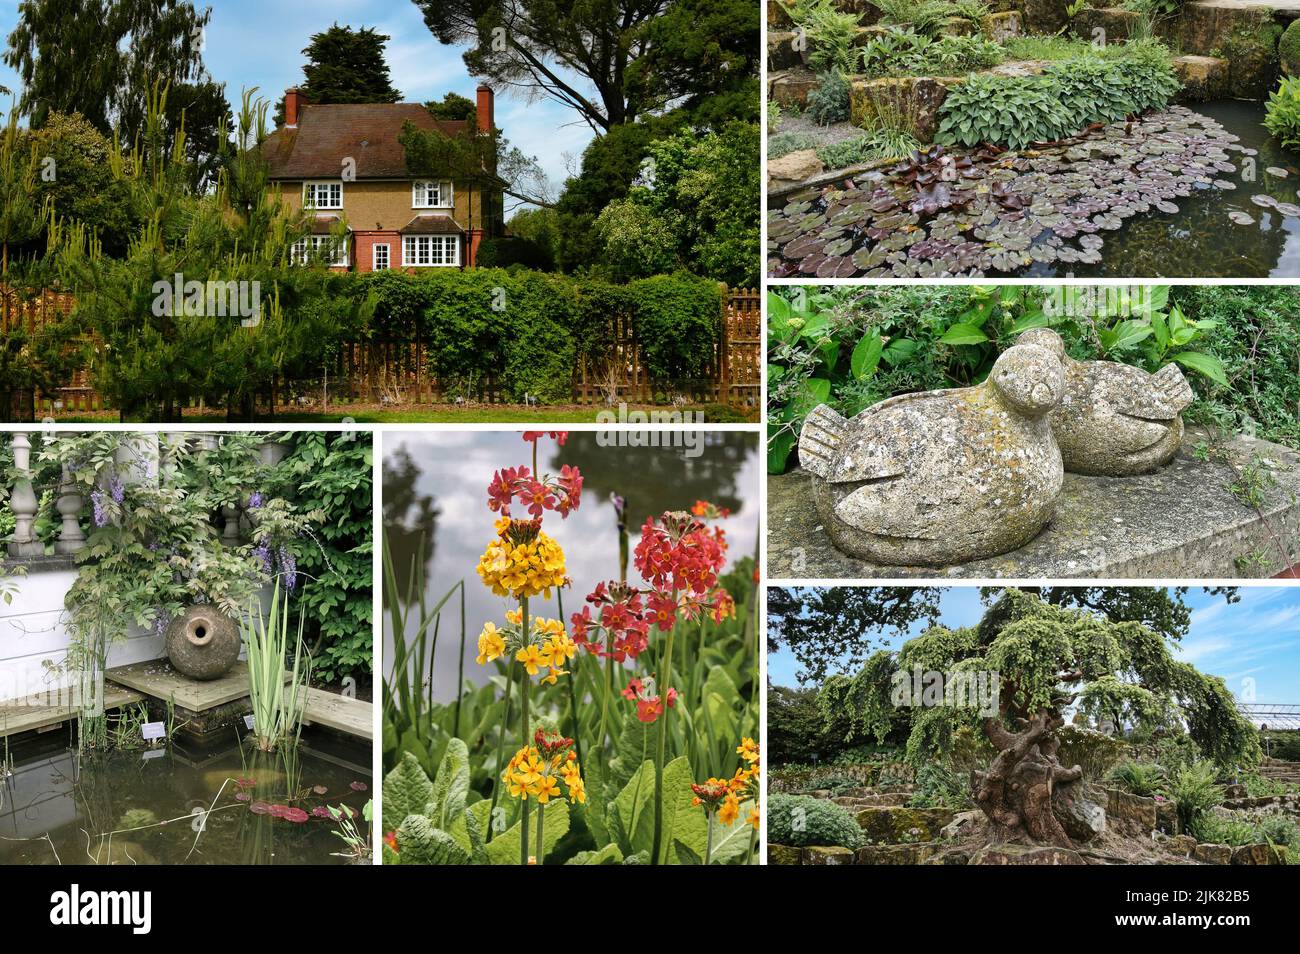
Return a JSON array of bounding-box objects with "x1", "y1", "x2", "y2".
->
[
  {"x1": 736, "y1": 737, "x2": 759, "y2": 764},
  {"x1": 535, "y1": 775, "x2": 562, "y2": 803},
  {"x1": 719, "y1": 793, "x2": 740, "y2": 826},
  {"x1": 476, "y1": 520, "x2": 567, "y2": 600},
  {"x1": 747, "y1": 806, "x2": 760, "y2": 830},
  {"x1": 476, "y1": 622, "x2": 506, "y2": 665},
  {"x1": 516, "y1": 644, "x2": 548, "y2": 676}
]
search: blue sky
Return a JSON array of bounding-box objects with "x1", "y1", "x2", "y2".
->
[
  {"x1": 0, "y1": 0, "x2": 594, "y2": 199},
  {"x1": 768, "y1": 587, "x2": 1300, "y2": 705}
]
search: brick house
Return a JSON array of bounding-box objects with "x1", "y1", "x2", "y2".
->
[{"x1": 262, "y1": 86, "x2": 504, "y2": 271}]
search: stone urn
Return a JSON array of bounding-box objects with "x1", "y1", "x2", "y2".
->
[{"x1": 165, "y1": 605, "x2": 241, "y2": 680}]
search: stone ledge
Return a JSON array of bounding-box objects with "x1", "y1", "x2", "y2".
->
[{"x1": 768, "y1": 427, "x2": 1300, "y2": 579}]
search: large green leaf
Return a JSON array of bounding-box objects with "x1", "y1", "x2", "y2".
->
[
  {"x1": 1171, "y1": 351, "x2": 1227, "y2": 387},
  {"x1": 938, "y1": 323, "x2": 988, "y2": 345},
  {"x1": 382, "y1": 752, "x2": 432, "y2": 833},
  {"x1": 396, "y1": 814, "x2": 470, "y2": 865},
  {"x1": 427, "y1": 737, "x2": 470, "y2": 829},
  {"x1": 657, "y1": 756, "x2": 711, "y2": 865},
  {"x1": 484, "y1": 799, "x2": 571, "y2": 865},
  {"x1": 611, "y1": 759, "x2": 656, "y2": 856},
  {"x1": 565, "y1": 843, "x2": 624, "y2": 865},
  {"x1": 850, "y1": 329, "x2": 883, "y2": 381}
]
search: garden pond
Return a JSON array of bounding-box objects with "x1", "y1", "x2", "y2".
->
[
  {"x1": 768, "y1": 100, "x2": 1300, "y2": 278},
  {"x1": 383, "y1": 430, "x2": 761, "y2": 702},
  {"x1": 0, "y1": 730, "x2": 371, "y2": 864}
]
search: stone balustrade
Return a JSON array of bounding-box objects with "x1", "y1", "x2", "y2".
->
[{"x1": 5, "y1": 431, "x2": 288, "y2": 562}]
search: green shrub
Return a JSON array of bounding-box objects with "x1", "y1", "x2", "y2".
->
[
  {"x1": 862, "y1": 30, "x2": 1004, "y2": 77},
  {"x1": 767, "y1": 793, "x2": 866, "y2": 849},
  {"x1": 1168, "y1": 761, "x2": 1224, "y2": 834},
  {"x1": 1265, "y1": 76, "x2": 1300, "y2": 150},
  {"x1": 1109, "y1": 760, "x2": 1166, "y2": 797},
  {"x1": 1282, "y1": 19, "x2": 1300, "y2": 77},
  {"x1": 770, "y1": 131, "x2": 820, "y2": 159},
  {"x1": 807, "y1": 71, "x2": 851, "y2": 126},
  {"x1": 475, "y1": 235, "x2": 554, "y2": 271},
  {"x1": 790, "y1": 0, "x2": 861, "y2": 73},
  {"x1": 628, "y1": 274, "x2": 723, "y2": 381},
  {"x1": 1057, "y1": 725, "x2": 1129, "y2": 779},
  {"x1": 816, "y1": 129, "x2": 921, "y2": 169},
  {"x1": 908, "y1": 763, "x2": 969, "y2": 808},
  {"x1": 936, "y1": 44, "x2": 1178, "y2": 150}
]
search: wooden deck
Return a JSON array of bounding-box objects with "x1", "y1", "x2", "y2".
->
[
  {"x1": 105, "y1": 660, "x2": 285, "y2": 711},
  {"x1": 301, "y1": 687, "x2": 373, "y2": 742},
  {"x1": 0, "y1": 685, "x2": 145, "y2": 739}
]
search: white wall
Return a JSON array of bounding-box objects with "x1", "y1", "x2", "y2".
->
[{"x1": 0, "y1": 568, "x2": 163, "y2": 702}]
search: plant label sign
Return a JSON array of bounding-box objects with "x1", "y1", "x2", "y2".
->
[
  {"x1": 141, "y1": 721, "x2": 166, "y2": 741},
  {"x1": 244, "y1": 714, "x2": 256, "y2": 730}
]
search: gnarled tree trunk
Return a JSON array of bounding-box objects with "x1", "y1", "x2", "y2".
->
[{"x1": 972, "y1": 709, "x2": 1084, "y2": 848}]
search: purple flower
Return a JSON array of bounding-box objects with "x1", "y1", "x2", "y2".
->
[
  {"x1": 278, "y1": 545, "x2": 298, "y2": 592},
  {"x1": 253, "y1": 539, "x2": 273, "y2": 575},
  {"x1": 153, "y1": 612, "x2": 171, "y2": 637},
  {"x1": 109, "y1": 474, "x2": 125, "y2": 505},
  {"x1": 91, "y1": 489, "x2": 108, "y2": 527},
  {"x1": 248, "y1": 491, "x2": 265, "y2": 509}
]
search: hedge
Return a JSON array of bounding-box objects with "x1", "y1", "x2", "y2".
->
[{"x1": 353, "y1": 269, "x2": 722, "y2": 402}]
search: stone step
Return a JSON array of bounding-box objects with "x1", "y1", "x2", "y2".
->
[{"x1": 1172, "y1": 54, "x2": 1231, "y2": 102}]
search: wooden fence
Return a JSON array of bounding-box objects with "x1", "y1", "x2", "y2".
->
[{"x1": 7, "y1": 286, "x2": 762, "y2": 417}]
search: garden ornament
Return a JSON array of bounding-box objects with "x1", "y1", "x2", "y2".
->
[
  {"x1": 1017, "y1": 328, "x2": 1194, "y2": 476},
  {"x1": 798, "y1": 340, "x2": 1065, "y2": 565},
  {"x1": 166, "y1": 604, "x2": 242, "y2": 680}
]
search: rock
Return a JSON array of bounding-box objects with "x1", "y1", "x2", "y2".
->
[
  {"x1": 857, "y1": 841, "x2": 941, "y2": 864},
  {"x1": 166, "y1": 604, "x2": 241, "y2": 680},
  {"x1": 1167, "y1": 834, "x2": 1198, "y2": 857},
  {"x1": 769, "y1": 70, "x2": 822, "y2": 109},
  {"x1": 799, "y1": 340, "x2": 1064, "y2": 566},
  {"x1": 768, "y1": 149, "x2": 825, "y2": 188},
  {"x1": 937, "y1": 16, "x2": 978, "y2": 37},
  {"x1": 970, "y1": 844, "x2": 1087, "y2": 865},
  {"x1": 1173, "y1": 55, "x2": 1229, "y2": 102},
  {"x1": 1019, "y1": 328, "x2": 1192, "y2": 477},
  {"x1": 1106, "y1": 788, "x2": 1158, "y2": 834},
  {"x1": 1231, "y1": 843, "x2": 1287, "y2": 865},
  {"x1": 1052, "y1": 783, "x2": 1107, "y2": 843},
  {"x1": 1173, "y1": 4, "x2": 1281, "y2": 99},
  {"x1": 1069, "y1": 7, "x2": 1139, "y2": 42},
  {"x1": 981, "y1": 11, "x2": 1022, "y2": 42},
  {"x1": 833, "y1": 792, "x2": 910, "y2": 807},
  {"x1": 767, "y1": 844, "x2": 804, "y2": 865},
  {"x1": 805, "y1": 845, "x2": 856, "y2": 865},
  {"x1": 1283, "y1": 20, "x2": 1300, "y2": 77},
  {"x1": 940, "y1": 810, "x2": 983, "y2": 841},
  {"x1": 768, "y1": 30, "x2": 801, "y2": 72},
  {"x1": 855, "y1": 807, "x2": 958, "y2": 843},
  {"x1": 1022, "y1": 0, "x2": 1071, "y2": 35},
  {"x1": 1156, "y1": 798, "x2": 1180, "y2": 835},
  {"x1": 768, "y1": 0, "x2": 795, "y2": 29},
  {"x1": 1194, "y1": 842, "x2": 1232, "y2": 864},
  {"x1": 1223, "y1": 783, "x2": 1248, "y2": 799},
  {"x1": 850, "y1": 76, "x2": 953, "y2": 143}
]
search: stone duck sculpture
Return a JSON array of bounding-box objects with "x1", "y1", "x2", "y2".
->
[
  {"x1": 798, "y1": 340, "x2": 1065, "y2": 565},
  {"x1": 1017, "y1": 328, "x2": 1194, "y2": 476}
]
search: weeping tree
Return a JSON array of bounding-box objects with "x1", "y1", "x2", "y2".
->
[{"x1": 821, "y1": 589, "x2": 1261, "y2": 848}]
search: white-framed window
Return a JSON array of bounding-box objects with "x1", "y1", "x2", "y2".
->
[
  {"x1": 373, "y1": 243, "x2": 390, "y2": 271},
  {"x1": 292, "y1": 234, "x2": 350, "y2": 267},
  {"x1": 303, "y1": 180, "x2": 343, "y2": 209},
  {"x1": 402, "y1": 234, "x2": 460, "y2": 267},
  {"x1": 412, "y1": 180, "x2": 453, "y2": 209}
]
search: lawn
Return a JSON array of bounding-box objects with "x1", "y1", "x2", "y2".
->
[{"x1": 47, "y1": 403, "x2": 759, "y2": 424}]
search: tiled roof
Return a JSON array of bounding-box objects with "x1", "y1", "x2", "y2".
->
[
  {"x1": 262, "y1": 104, "x2": 467, "y2": 180},
  {"x1": 309, "y1": 214, "x2": 345, "y2": 234},
  {"x1": 401, "y1": 213, "x2": 463, "y2": 234}
]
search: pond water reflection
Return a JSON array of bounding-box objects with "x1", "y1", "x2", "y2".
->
[
  {"x1": 0, "y1": 732, "x2": 371, "y2": 865},
  {"x1": 382, "y1": 430, "x2": 760, "y2": 702},
  {"x1": 1057, "y1": 99, "x2": 1300, "y2": 277}
]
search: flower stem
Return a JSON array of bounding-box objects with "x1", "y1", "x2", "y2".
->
[
  {"x1": 535, "y1": 793, "x2": 546, "y2": 864},
  {"x1": 704, "y1": 811, "x2": 714, "y2": 866},
  {"x1": 650, "y1": 591, "x2": 678, "y2": 866},
  {"x1": 484, "y1": 657, "x2": 515, "y2": 845},
  {"x1": 519, "y1": 594, "x2": 531, "y2": 866},
  {"x1": 598, "y1": 633, "x2": 613, "y2": 769}
]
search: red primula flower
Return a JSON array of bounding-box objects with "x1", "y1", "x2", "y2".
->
[{"x1": 522, "y1": 431, "x2": 568, "y2": 446}]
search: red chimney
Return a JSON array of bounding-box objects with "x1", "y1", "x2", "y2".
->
[
  {"x1": 476, "y1": 85, "x2": 494, "y2": 134},
  {"x1": 284, "y1": 88, "x2": 308, "y2": 127}
]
